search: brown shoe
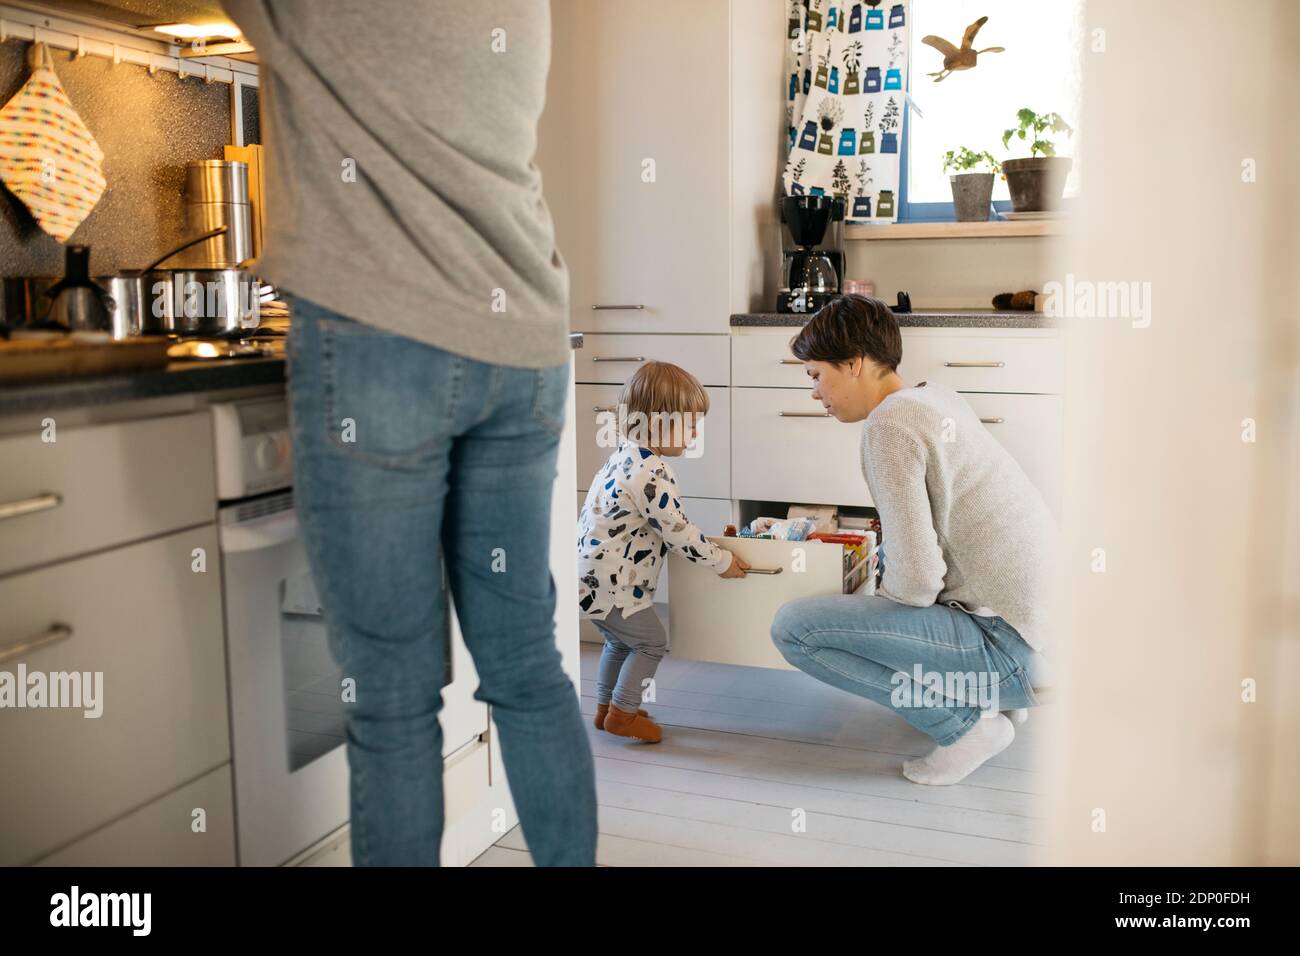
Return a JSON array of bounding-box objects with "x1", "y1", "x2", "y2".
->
[
  {"x1": 603, "y1": 704, "x2": 662, "y2": 743},
  {"x1": 594, "y1": 702, "x2": 648, "y2": 731}
]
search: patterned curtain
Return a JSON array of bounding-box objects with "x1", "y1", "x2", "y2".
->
[{"x1": 782, "y1": 0, "x2": 911, "y2": 223}]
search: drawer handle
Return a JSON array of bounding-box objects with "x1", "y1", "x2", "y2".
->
[
  {"x1": 778, "y1": 359, "x2": 804, "y2": 365},
  {"x1": 980, "y1": 417, "x2": 1006, "y2": 424},
  {"x1": 778, "y1": 411, "x2": 833, "y2": 418},
  {"x1": 0, "y1": 622, "x2": 73, "y2": 664},
  {"x1": 591, "y1": 356, "x2": 646, "y2": 363},
  {"x1": 944, "y1": 361, "x2": 1006, "y2": 368},
  {"x1": 591, "y1": 304, "x2": 646, "y2": 311},
  {"x1": 744, "y1": 567, "x2": 783, "y2": 575},
  {"x1": 0, "y1": 492, "x2": 62, "y2": 522}
]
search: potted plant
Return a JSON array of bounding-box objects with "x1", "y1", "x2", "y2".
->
[
  {"x1": 942, "y1": 147, "x2": 1002, "y2": 221},
  {"x1": 1001, "y1": 108, "x2": 1074, "y2": 212}
]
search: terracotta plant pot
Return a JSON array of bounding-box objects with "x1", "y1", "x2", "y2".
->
[
  {"x1": 1003, "y1": 156, "x2": 1072, "y2": 212},
  {"x1": 949, "y1": 172, "x2": 995, "y2": 222}
]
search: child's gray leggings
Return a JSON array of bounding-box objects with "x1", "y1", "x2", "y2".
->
[{"x1": 592, "y1": 606, "x2": 668, "y2": 712}]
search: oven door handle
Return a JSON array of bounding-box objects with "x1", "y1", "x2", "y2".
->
[{"x1": 218, "y1": 508, "x2": 301, "y2": 554}]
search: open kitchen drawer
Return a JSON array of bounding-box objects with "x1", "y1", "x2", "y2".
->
[{"x1": 667, "y1": 536, "x2": 875, "y2": 670}]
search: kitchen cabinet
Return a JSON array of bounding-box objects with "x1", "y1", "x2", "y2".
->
[
  {"x1": 34, "y1": 766, "x2": 236, "y2": 867},
  {"x1": 961, "y1": 392, "x2": 1064, "y2": 516},
  {"x1": 896, "y1": 328, "x2": 1065, "y2": 395},
  {"x1": 575, "y1": 333, "x2": 731, "y2": 386},
  {"x1": 732, "y1": 385, "x2": 872, "y2": 507},
  {"x1": 539, "y1": 0, "x2": 733, "y2": 334},
  {"x1": 0, "y1": 411, "x2": 215, "y2": 577},
  {"x1": 576, "y1": 383, "x2": 731, "y2": 500},
  {"x1": 0, "y1": 525, "x2": 230, "y2": 866},
  {"x1": 669, "y1": 536, "x2": 868, "y2": 669}
]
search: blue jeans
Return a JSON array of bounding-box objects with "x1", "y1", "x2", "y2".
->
[
  {"x1": 285, "y1": 296, "x2": 597, "y2": 866},
  {"x1": 771, "y1": 595, "x2": 1044, "y2": 746}
]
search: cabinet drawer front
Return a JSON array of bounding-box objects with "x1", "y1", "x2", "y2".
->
[
  {"x1": 0, "y1": 412, "x2": 215, "y2": 577},
  {"x1": 732, "y1": 387, "x2": 871, "y2": 507},
  {"x1": 668, "y1": 537, "x2": 845, "y2": 669},
  {"x1": 961, "y1": 392, "x2": 1064, "y2": 516},
  {"x1": 898, "y1": 330, "x2": 1064, "y2": 394},
  {"x1": 35, "y1": 765, "x2": 236, "y2": 866},
  {"x1": 0, "y1": 526, "x2": 230, "y2": 865},
  {"x1": 732, "y1": 331, "x2": 809, "y2": 388},
  {"x1": 576, "y1": 384, "x2": 730, "y2": 499},
  {"x1": 576, "y1": 334, "x2": 730, "y2": 386},
  {"x1": 653, "y1": 496, "x2": 734, "y2": 605}
]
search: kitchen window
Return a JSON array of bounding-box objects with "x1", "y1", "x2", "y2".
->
[{"x1": 898, "y1": 0, "x2": 1085, "y2": 222}]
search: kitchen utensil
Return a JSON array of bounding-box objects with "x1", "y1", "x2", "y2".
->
[
  {"x1": 179, "y1": 201, "x2": 252, "y2": 267},
  {"x1": 94, "y1": 226, "x2": 229, "y2": 338},
  {"x1": 184, "y1": 159, "x2": 250, "y2": 204},
  {"x1": 154, "y1": 268, "x2": 260, "y2": 337},
  {"x1": 172, "y1": 160, "x2": 252, "y2": 268},
  {"x1": 44, "y1": 245, "x2": 109, "y2": 332}
]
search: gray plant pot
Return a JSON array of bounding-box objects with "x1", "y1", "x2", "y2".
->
[
  {"x1": 1003, "y1": 156, "x2": 1072, "y2": 212},
  {"x1": 949, "y1": 173, "x2": 995, "y2": 222}
]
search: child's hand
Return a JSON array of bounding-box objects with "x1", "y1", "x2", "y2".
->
[{"x1": 718, "y1": 553, "x2": 751, "y2": 579}]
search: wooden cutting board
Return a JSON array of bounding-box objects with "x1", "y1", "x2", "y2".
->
[{"x1": 0, "y1": 337, "x2": 172, "y2": 384}]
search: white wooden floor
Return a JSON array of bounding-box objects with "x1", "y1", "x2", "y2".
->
[{"x1": 473, "y1": 605, "x2": 1051, "y2": 867}]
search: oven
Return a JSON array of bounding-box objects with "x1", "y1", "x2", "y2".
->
[{"x1": 212, "y1": 396, "x2": 349, "y2": 866}]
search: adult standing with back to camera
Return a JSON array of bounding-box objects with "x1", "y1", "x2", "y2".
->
[{"x1": 221, "y1": 0, "x2": 596, "y2": 864}]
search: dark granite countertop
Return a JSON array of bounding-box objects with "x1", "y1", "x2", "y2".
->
[
  {"x1": 0, "y1": 356, "x2": 287, "y2": 417},
  {"x1": 0, "y1": 332, "x2": 586, "y2": 418},
  {"x1": 732, "y1": 310, "x2": 1057, "y2": 329}
]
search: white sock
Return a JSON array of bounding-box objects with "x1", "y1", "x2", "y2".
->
[
  {"x1": 1002, "y1": 708, "x2": 1029, "y2": 726},
  {"x1": 902, "y1": 712, "x2": 1015, "y2": 786}
]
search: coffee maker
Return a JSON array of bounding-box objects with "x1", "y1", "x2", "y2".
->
[{"x1": 777, "y1": 195, "x2": 845, "y2": 314}]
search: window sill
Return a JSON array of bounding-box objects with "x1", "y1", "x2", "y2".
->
[{"x1": 844, "y1": 219, "x2": 1065, "y2": 240}]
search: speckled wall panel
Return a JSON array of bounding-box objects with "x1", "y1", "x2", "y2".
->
[
  {"x1": 241, "y1": 83, "x2": 260, "y2": 146},
  {"x1": 0, "y1": 39, "x2": 232, "y2": 277}
]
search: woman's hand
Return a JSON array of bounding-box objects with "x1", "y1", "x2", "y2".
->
[{"x1": 718, "y1": 553, "x2": 751, "y2": 579}]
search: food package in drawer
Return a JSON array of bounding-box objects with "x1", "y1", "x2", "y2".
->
[{"x1": 809, "y1": 530, "x2": 878, "y2": 595}]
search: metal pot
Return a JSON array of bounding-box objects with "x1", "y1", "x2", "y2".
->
[
  {"x1": 94, "y1": 226, "x2": 230, "y2": 338},
  {"x1": 149, "y1": 268, "x2": 260, "y2": 337},
  {"x1": 96, "y1": 274, "x2": 147, "y2": 338}
]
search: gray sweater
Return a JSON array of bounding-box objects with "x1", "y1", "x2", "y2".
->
[
  {"x1": 221, "y1": 0, "x2": 570, "y2": 368},
  {"x1": 861, "y1": 382, "x2": 1058, "y2": 651}
]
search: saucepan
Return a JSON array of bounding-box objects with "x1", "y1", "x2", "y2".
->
[{"x1": 94, "y1": 226, "x2": 231, "y2": 338}]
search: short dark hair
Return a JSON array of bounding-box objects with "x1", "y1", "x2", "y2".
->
[{"x1": 789, "y1": 294, "x2": 902, "y2": 376}]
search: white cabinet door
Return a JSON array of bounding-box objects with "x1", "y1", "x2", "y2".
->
[
  {"x1": 35, "y1": 765, "x2": 236, "y2": 866},
  {"x1": 732, "y1": 387, "x2": 871, "y2": 507},
  {"x1": 668, "y1": 537, "x2": 848, "y2": 669},
  {"x1": 960, "y1": 392, "x2": 1064, "y2": 517},
  {"x1": 0, "y1": 527, "x2": 229, "y2": 866},
  {"x1": 576, "y1": 383, "x2": 730, "y2": 499},
  {"x1": 539, "y1": 0, "x2": 731, "y2": 334},
  {"x1": 653, "y1": 496, "x2": 735, "y2": 605}
]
